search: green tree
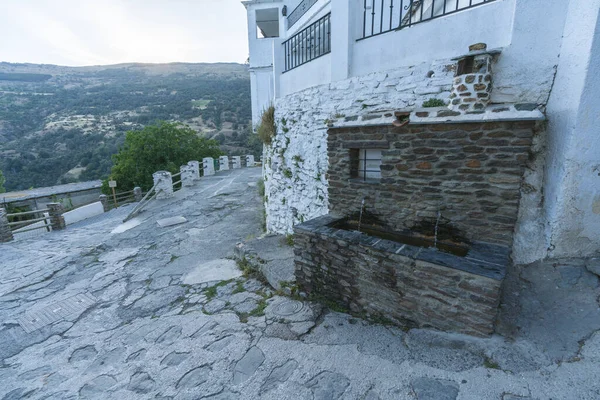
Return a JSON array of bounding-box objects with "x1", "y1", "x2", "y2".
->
[
  {"x1": 0, "y1": 170, "x2": 5, "y2": 193},
  {"x1": 107, "y1": 121, "x2": 223, "y2": 192}
]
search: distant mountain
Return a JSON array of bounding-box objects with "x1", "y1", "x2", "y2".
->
[{"x1": 0, "y1": 62, "x2": 259, "y2": 191}]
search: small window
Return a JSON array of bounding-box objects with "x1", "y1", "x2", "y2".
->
[
  {"x1": 457, "y1": 56, "x2": 475, "y2": 76},
  {"x1": 350, "y1": 149, "x2": 383, "y2": 181}
]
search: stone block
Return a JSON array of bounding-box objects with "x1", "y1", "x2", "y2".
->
[
  {"x1": 0, "y1": 207, "x2": 14, "y2": 243},
  {"x1": 219, "y1": 156, "x2": 229, "y2": 171},
  {"x1": 187, "y1": 160, "x2": 201, "y2": 180},
  {"x1": 203, "y1": 157, "x2": 215, "y2": 175},
  {"x1": 152, "y1": 171, "x2": 174, "y2": 199},
  {"x1": 47, "y1": 203, "x2": 66, "y2": 231}
]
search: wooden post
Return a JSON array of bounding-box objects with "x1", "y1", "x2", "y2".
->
[{"x1": 109, "y1": 180, "x2": 118, "y2": 208}]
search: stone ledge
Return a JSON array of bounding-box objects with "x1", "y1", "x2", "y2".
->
[
  {"x1": 295, "y1": 214, "x2": 508, "y2": 281},
  {"x1": 410, "y1": 104, "x2": 545, "y2": 125}
]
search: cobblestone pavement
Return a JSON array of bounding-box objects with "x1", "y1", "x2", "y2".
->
[{"x1": 0, "y1": 168, "x2": 599, "y2": 400}]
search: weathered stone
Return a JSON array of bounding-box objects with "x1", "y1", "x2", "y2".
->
[
  {"x1": 514, "y1": 103, "x2": 538, "y2": 111},
  {"x1": 411, "y1": 377, "x2": 459, "y2": 400},
  {"x1": 128, "y1": 371, "x2": 155, "y2": 394},
  {"x1": 260, "y1": 360, "x2": 298, "y2": 393},
  {"x1": 177, "y1": 366, "x2": 211, "y2": 389},
  {"x1": 585, "y1": 258, "x2": 600, "y2": 277},
  {"x1": 464, "y1": 75, "x2": 475, "y2": 84},
  {"x1": 79, "y1": 375, "x2": 118, "y2": 398},
  {"x1": 306, "y1": 371, "x2": 350, "y2": 400},
  {"x1": 232, "y1": 346, "x2": 265, "y2": 385}
]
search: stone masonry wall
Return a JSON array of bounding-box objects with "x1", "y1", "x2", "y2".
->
[
  {"x1": 265, "y1": 59, "x2": 458, "y2": 233},
  {"x1": 294, "y1": 216, "x2": 502, "y2": 337},
  {"x1": 327, "y1": 121, "x2": 536, "y2": 246}
]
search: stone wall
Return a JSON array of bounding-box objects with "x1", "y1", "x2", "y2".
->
[
  {"x1": 294, "y1": 215, "x2": 504, "y2": 337},
  {"x1": 327, "y1": 120, "x2": 536, "y2": 246},
  {"x1": 265, "y1": 59, "x2": 458, "y2": 233}
]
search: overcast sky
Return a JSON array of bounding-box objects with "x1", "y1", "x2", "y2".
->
[{"x1": 0, "y1": 0, "x2": 249, "y2": 66}]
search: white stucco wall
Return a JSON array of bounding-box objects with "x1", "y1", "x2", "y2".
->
[
  {"x1": 64, "y1": 202, "x2": 104, "y2": 225},
  {"x1": 280, "y1": 54, "x2": 332, "y2": 97},
  {"x1": 351, "y1": 0, "x2": 514, "y2": 77},
  {"x1": 542, "y1": 0, "x2": 600, "y2": 258},
  {"x1": 249, "y1": 0, "x2": 600, "y2": 263}
]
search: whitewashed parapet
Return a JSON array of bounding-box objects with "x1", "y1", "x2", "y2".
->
[
  {"x1": 246, "y1": 155, "x2": 255, "y2": 166},
  {"x1": 219, "y1": 156, "x2": 229, "y2": 171},
  {"x1": 203, "y1": 158, "x2": 215, "y2": 176},
  {"x1": 232, "y1": 156, "x2": 241, "y2": 169},
  {"x1": 180, "y1": 165, "x2": 195, "y2": 187},
  {"x1": 187, "y1": 161, "x2": 201, "y2": 180},
  {"x1": 153, "y1": 171, "x2": 174, "y2": 199}
]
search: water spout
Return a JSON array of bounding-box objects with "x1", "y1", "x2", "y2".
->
[
  {"x1": 433, "y1": 210, "x2": 441, "y2": 249},
  {"x1": 357, "y1": 197, "x2": 366, "y2": 233}
]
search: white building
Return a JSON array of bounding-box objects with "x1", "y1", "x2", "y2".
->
[{"x1": 242, "y1": 0, "x2": 600, "y2": 264}]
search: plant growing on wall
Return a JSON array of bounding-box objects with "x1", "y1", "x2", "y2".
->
[
  {"x1": 422, "y1": 98, "x2": 447, "y2": 107},
  {"x1": 0, "y1": 170, "x2": 5, "y2": 193},
  {"x1": 257, "y1": 106, "x2": 276, "y2": 145}
]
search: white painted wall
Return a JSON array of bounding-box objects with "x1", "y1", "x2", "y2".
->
[
  {"x1": 543, "y1": 0, "x2": 600, "y2": 258},
  {"x1": 246, "y1": 0, "x2": 600, "y2": 262},
  {"x1": 64, "y1": 202, "x2": 104, "y2": 225},
  {"x1": 351, "y1": 0, "x2": 514, "y2": 78},
  {"x1": 280, "y1": 54, "x2": 332, "y2": 97}
]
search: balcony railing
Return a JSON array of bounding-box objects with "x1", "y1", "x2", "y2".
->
[
  {"x1": 288, "y1": 0, "x2": 319, "y2": 28},
  {"x1": 283, "y1": 13, "x2": 331, "y2": 72},
  {"x1": 360, "y1": 0, "x2": 496, "y2": 40}
]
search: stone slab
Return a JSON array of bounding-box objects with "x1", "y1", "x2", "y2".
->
[
  {"x1": 156, "y1": 216, "x2": 187, "y2": 227},
  {"x1": 182, "y1": 259, "x2": 242, "y2": 285},
  {"x1": 17, "y1": 293, "x2": 96, "y2": 334}
]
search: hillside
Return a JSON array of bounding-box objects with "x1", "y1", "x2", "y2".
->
[{"x1": 0, "y1": 62, "x2": 260, "y2": 191}]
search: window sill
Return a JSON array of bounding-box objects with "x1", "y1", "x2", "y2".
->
[{"x1": 348, "y1": 178, "x2": 381, "y2": 185}]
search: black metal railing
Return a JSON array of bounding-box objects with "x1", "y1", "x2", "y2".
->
[
  {"x1": 360, "y1": 0, "x2": 496, "y2": 40},
  {"x1": 283, "y1": 13, "x2": 331, "y2": 72},
  {"x1": 288, "y1": 0, "x2": 319, "y2": 28}
]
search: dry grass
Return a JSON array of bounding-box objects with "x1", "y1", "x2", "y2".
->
[{"x1": 257, "y1": 105, "x2": 276, "y2": 145}]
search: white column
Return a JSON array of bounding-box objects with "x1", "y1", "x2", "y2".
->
[
  {"x1": 187, "y1": 160, "x2": 201, "y2": 180},
  {"x1": 330, "y1": 0, "x2": 353, "y2": 82},
  {"x1": 246, "y1": 155, "x2": 255, "y2": 166},
  {"x1": 180, "y1": 165, "x2": 195, "y2": 187},
  {"x1": 203, "y1": 157, "x2": 215, "y2": 175},
  {"x1": 232, "y1": 156, "x2": 242, "y2": 169},
  {"x1": 219, "y1": 156, "x2": 229, "y2": 171},
  {"x1": 152, "y1": 171, "x2": 174, "y2": 199}
]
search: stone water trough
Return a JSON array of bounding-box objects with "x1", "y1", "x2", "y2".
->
[
  {"x1": 294, "y1": 214, "x2": 507, "y2": 337},
  {"x1": 293, "y1": 114, "x2": 543, "y2": 337}
]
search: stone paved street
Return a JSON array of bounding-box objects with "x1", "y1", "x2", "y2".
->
[{"x1": 0, "y1": 168, "x2": 599, "y2": 399}]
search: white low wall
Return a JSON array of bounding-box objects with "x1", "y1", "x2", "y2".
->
[{"x1": 64, "y1": 202, "x2": 104, "y2": 225}]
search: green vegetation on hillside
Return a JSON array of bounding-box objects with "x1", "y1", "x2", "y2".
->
[
  {"x1": 0, "y1": 62, "x2": 260, "y2": 191},
  {"x1": 109, "y1": 122, "x2": 222, "y2": 192}
]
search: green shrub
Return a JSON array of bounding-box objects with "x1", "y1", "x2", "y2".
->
[
  {"x1": 422, "y1": 98, "x2": 447, "y2": 107},
  {"x1": 257, "y1": 106, "x2": 276, "y2": 145}
]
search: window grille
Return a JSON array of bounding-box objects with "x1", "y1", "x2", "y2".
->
[{"x1": 350, "y1": 149, "x2": 383, "y2": 181}]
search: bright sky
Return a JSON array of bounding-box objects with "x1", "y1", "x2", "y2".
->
[{"x1": 0, "y1": 0, "x2": 249, "y2": 66}]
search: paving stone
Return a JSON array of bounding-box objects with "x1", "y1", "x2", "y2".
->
[
  {"x1": 155, "y1": 326, "x2": 182, "y2": 345},
  {"x1": 586, "y1": 258, "x2": 600, "y2": 277},
  {"x1": 176, "y1": 366, "x2": 211, "y2": 389},
  {"x1": 79, "y1": 375, "x2": 118, "y2": 398},
  {"x1": 126, "y1": 348, "x2": 147, "y2": 362},
  {"x1": 1, "y1": 388, "x2": 36, "y2": 400},
  {"x1": 232, "y1": 346, "x2": 265, "y2": 385},
  {"x1": 502, "y1": 395, "x2": 532, "y2": 400},
  {"x1": 183, "y1": 259, "x2": 242, "y2": 285},
  {"x1": 18, "y1": 365, "x2": 52, "y2": 380},
  {"x1": 233, "y1": 300, "x2": 258, "y2": 314},
  {"x1": 128, "y1": 371, "x2": 155, "y2": 394},
  {"x1": 204, "y1": 299, "x2": 227, "y2": 314},
  {"x1": 363, "y1": 389, "x2": 381, "y2": 400},
  {"x1": 157, "y1": 216, "x2": 188, "y2": 227},
  {"x1": 161, "y1": 351, "x2": 189, "y2": 366},
  {"x1": 69, "y1": 345, "x2": 98, "y2": 363},
  {"x1": 149, "y1": 276, "x2": 172, "y2": 290},
  {"x1": 206, "y1": 335, "x2": 234, "y2": 352},
  {"x1": 124, "y1": 286, "x2": 186, "y2": 318},
  {"x1": 306, "y1": 371, "x2": 350, "y2": 400},
  {"x1": 86, "y1": 347, "x2": 125, "y2": 373},
  {"x1": 411, "y1": 377, "x2": 459, "y2": 400},
  {"x1": 260, "y1": 359, "x2": 298, "y2": 393}
]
